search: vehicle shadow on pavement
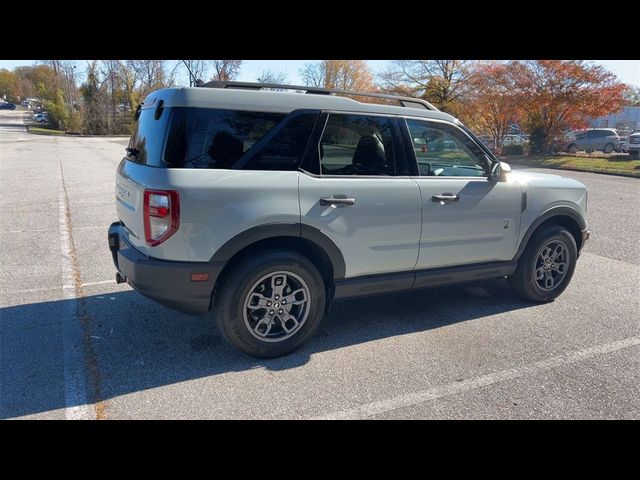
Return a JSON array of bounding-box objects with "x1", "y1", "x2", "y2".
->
[{"x1": 0, "y1": 279, "x2": 534, "y2": 418}]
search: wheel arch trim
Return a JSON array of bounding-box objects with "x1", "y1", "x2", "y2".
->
[
  {"x1": 210, "y1": 223, "x2": 346, "y2": 280},
  {"x1": 513, "y1": 206, "x2": 586, "y2": 261}
]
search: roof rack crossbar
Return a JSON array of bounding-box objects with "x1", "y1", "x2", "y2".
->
[{"x1": 198, "y1": 80, "x2": 438, "y2": 111}]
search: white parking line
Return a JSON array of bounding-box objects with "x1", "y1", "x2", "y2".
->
[
  {"x1": 59, "y1": 180, "x2": 94, "y2": 420},
  {"x1": 5, "y1": 280, "x2": 117, "y2": 295},
  {"x1": 6, "y1": 228, "x2": 59, "y2": 233},
  {"x1": 69, "y1": 279, "x2": 116, "y2": 288},
  {"x1": 314, "y1": 335, "x2": 640, "y2": 420},
  {"x1": 6, "y1": 226, "x2": 110, "y2": 234}
]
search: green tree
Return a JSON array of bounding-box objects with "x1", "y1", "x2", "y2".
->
[{"x1": 43, "y1": 90, "x2": 69, "y2": 130}]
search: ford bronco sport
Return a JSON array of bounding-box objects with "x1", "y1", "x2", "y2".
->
[{"x1": 108, "y1": 81, "x2": 590, "y2": 358}]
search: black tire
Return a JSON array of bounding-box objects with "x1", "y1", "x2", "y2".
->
[
  {"x1": 630, "y1": 151, "x2": 640, "y2": 159},
  {"x1": 567, "y1": 144, "x2": 577, "y2": 154},
  {"x1": 214, "y1": 249, "x2": 326, "y2": 358},
  {"x1": 603, "y1": 143, "x2": 614, "y2": 154},
  {"x1": 509, "y1": 225, "x2": 577, "y2": 303}
]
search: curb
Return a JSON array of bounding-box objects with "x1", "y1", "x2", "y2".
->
[
  {"x1": 63, "y1": 134, "x2": 130, "y2": 138},
  {"x1": 509, "y1": 162, "x2": 640, "y2": 179},
  {"x1": 26, "y1": 125, "x2": 129, "y2": 138}
]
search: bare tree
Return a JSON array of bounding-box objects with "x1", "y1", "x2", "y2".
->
[
  {"x1": 300, "y1": 60, "x2": 374, "y2": 92},
  {"x1": 101, "y1": 60, "x2": 122, "y2": 123},
  {"x1": 181, "y1": 60, "x2": 208, "y2": 86},
  {"x1": 42, "y1": 60, "x2": 80, "y2": 110},
  {"x1": 300, "y1": 62, "x2": 325, "y2": 87},
  {"x1": 622, "y1": 85, "x2": 640, "y2": 107},
  {"x1": 131, "y1": 60, "x2": 173, "y2": 98},
  {"x1": 378, "y1": 60, "x2": 479, "y2": 114},
  {"x1": 81, "y1": 60, "x2": 110, "y2": 134},
  {"x1": 121, "y1": 61, "x2": 141, "y2": 111},
  {"x1": 256, "y1": 69, "x2": 289, "y2": 84},
  {"x1": 210, "y1": 60, "x2": 242, "y2": 81}
]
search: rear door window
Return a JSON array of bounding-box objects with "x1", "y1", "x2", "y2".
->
[
  {"x1": 164, "y1": 108, "x2": 317, "y2": 170},
  {"x1": 318, "y1": 113, "x2": 398, "y2": 176}
]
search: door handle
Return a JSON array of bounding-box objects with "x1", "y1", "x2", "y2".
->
[
  {"x1": 320, "y1": 196, "x2": 356, "y2": 206},
  {"x1": 432, "y1": 193, "x2": 460, "y2": 203}
]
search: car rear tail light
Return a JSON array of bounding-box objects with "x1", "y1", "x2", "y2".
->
[{"x1": 143, "y1": 189, "x2": 179, "y2": 246}]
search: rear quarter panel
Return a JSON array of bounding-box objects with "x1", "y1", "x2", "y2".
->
[{"x1": 118, "y1": 161, "x2": 300, "y2": 262}]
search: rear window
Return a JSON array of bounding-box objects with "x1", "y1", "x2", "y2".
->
[
  {"x1": 163, "y1": 108, "x2": 318, "y2": 170},
  {"x1": 126, "y1": 107, "x2": 171, "y2": 165}
]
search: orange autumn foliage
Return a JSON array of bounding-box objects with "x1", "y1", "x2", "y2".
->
[{"x1": 509, "y1": 60, "x2": 625, "y2": 153}]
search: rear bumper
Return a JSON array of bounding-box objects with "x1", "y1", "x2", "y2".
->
[{"x1": 108, "y1": 222, "x2": 224, "y2": 315}]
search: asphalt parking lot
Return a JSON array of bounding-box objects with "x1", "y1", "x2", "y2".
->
[{"x1": 1, "y1": 109, "x2": 639, "y2": 419}]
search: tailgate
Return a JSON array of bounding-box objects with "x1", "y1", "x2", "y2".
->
[{"x1": 115, "y1": 159, "x2": 148, "y2": 253}]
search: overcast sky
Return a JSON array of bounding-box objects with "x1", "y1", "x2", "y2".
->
[{"x1": 1, "y1": 59, "x2": 638, "y2": 87}]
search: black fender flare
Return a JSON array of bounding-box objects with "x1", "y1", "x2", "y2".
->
[
  {"x1": 513, "y1": 206, "x2": 586, "y2": 260},
  {"x1": 210, "y1": 223, "x2": 346, "y2": 280}
]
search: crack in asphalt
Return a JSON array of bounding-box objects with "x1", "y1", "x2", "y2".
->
[{"x1": 59, "y1": 158, "x2": 106, "y2": 420}]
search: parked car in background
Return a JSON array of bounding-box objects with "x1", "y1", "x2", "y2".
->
[
  {"x1": 502, "y1": 134, "x2": 527, "y2": 146},
  {"x1": 21, "y1": 100, "x2": 31, "y2": 108},
  {"x1": 33, "y1": 112, "x2": 48, "y2": 123},
  {"x1": 0, "y1": 102, "x2": 16, "y2": 110},
  {"x1": 618, "y1": 137, "x2": 627, "y2": 153},
  {"x1": 476, "y1": 135, "x2": 500, "y2": 153},
  {"x1": 628, "y1": 130, "x2": 640, "y2": 159},
  {"x1": 564, "y1": 128, "x2": 621, "y2": 154}
]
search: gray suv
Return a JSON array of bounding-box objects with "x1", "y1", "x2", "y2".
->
[
  {"x1": 565, "y1": 128, "x2": 620, "y2": 154},
  {"x1": 108, "y1": 81, "x2": 590, "y2": 357},
  {"x1": 628, "y1": 130, "x2": 640, "y2": 158}
]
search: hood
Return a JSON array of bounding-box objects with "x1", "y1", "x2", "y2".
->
[{"x1": 508, "y1": 170, "x2": 586, "y2": 190}]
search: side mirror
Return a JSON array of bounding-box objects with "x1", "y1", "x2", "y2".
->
[{"x1": 491, "y1": 161, "x2": 512, "y2": 182}]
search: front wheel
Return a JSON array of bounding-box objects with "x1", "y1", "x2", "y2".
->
[
  {"x1": 509, "y1": 226, "x2": 577, "y2": 302},
  {"x1": 214, "y1": 250, "x2": 326, "y2": 358},
  {"x1": 603, "y1": 143, "x2": 614, "y2": 154}
]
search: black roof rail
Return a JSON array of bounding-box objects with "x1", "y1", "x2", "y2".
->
[{"x1": 198, "y1": 80, "x2": 438, "y2": 111}]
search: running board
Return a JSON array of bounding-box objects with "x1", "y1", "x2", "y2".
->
[{"x1": 334, "y1": 261, "x2": 517, "y2": 300}]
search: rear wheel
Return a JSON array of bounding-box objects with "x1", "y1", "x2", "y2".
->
[
  {"x1": 509, "y1": 226, "x2": 577, "y2": 302},
  {"x1": 567, "y1": 144, "x2": 578, "y2": 154},
  {"x1": 603, "y1": 143, "x2": 614, "y2": 154},
  {"x1": 214, "y1": 250, "x2": 326, "y2": 358}
]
